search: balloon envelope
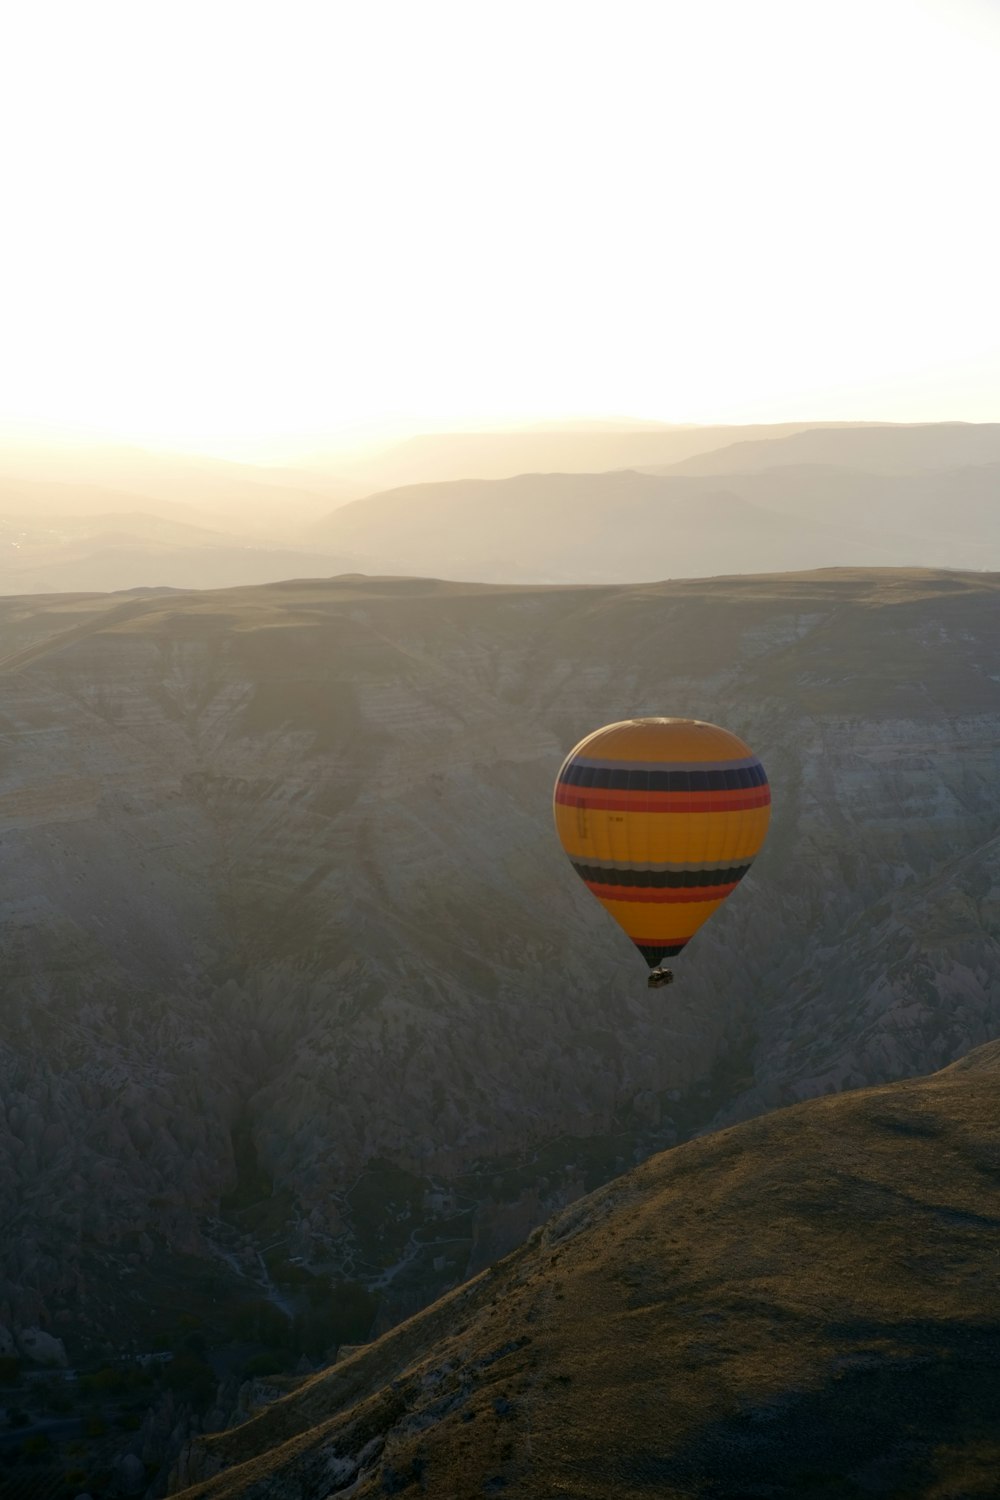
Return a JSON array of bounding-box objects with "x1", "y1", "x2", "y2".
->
[{"x1": 553, "y1": 718, "x2": 771, "y2": 968}]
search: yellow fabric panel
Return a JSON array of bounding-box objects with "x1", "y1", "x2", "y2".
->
[
  {"x1": 553, "y1": 804, "x2": 772, "y2": 863},
  {"x1": 596, "y1": 895, "x2": 726, "y2": 943}
]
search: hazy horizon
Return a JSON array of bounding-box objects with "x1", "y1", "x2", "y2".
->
[
  {"x1": 1, "y1": 419, "x2": 998, "y2": 599},
  {"x1": 0, "y1": 412, "x2": 995, "y2": 472}
]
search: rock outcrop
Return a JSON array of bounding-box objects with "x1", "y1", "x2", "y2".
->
[{"x1": 15, "y1": 1325, "x2": 68, "y2": 1366}]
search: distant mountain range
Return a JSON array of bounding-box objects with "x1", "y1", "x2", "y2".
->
[
  {"x1": 0, "y1": 510, "x2": 352, "y2": 594},
  {"x1": 309, "y1": 469, "x2": 947, "y2": 583},
  {"x1": 662, "y1": 421, "x2": 1000, "y2": 476},
  {"x1": 0, "y1": 447, "x2": 361, "y2": 537},
  {"x1": 311, "y1": 422, "x2": 1000, "y2": 584},
  {"x1": 637, "y1": 462, "x2": 1000, "y2": 545},
  {"x1": 1, "y1": 422, "x2": 997, "y2": 593},
  {"x1": 173, "y1": 1039, "x2": 1000, "y2": 1499},
  {"x1": 327, "y1": 419, "x2": 880, "y2": 487}
]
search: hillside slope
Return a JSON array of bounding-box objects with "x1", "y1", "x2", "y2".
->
[
  {"x1": 333, "y1": 421, "x2": 891, "y2": 487},
  {"x1": 635, "y1": 463, "x2": 1000, "y2": 559},
  {"x1": 312, "y1": 470, "x2": 923, "y2": 582},
  {"x1": 667, "y1": 422, "x2": 1000, "y2": 477},
  {"x1": 172, "y1": 1040, "x2": 1000, "y2": 1499},
  {"x1": 0, "y1": 445, "x2": 359, "y2": 528}
]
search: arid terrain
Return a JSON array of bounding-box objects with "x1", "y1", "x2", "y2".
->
[
  {"x1": 171, "y1": 1040, "x2": 1000, "y2": 1499},
  {"x1": 1, "y1": 566, "x2": 999, "y2": 1377}
]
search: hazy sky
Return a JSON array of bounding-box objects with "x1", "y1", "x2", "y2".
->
[{"x1": 3, "y1": 0, "x2": 998, "y2": 459}]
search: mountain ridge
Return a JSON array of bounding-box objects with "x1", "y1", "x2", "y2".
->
[
  {"x1": 309, "y1": 470, "x2": 928, "y2": 584},
  {"x1": 331, "y1": 421, "x2": 940, "y2": 489},
  {"x1": 665, "y1": 422, "x2": 1000, "y2": 477}
]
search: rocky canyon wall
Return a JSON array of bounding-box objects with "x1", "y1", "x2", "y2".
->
[{"x1": 1, "y1": 570, "x2": 998, "y2": 1348}]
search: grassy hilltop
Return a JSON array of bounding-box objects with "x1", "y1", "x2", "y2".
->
[{"x1": 174, "y1": 1039, "x2": 1000, "y2": 1499}]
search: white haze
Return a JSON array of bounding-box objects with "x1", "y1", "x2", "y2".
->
[{"x1": 1, "y1": 0, "x2": 998, "y2": 460}]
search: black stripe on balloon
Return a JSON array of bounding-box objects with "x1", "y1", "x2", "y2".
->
[
  {"x1": 573, "y1": 862, "x2": 751, "y2": 889},
  {"x1": 558, "y1": 763, "x2": 768, "y2": 792},
  {"x1": 636, "y1": 943, "x2": 686, "y2": 966}
]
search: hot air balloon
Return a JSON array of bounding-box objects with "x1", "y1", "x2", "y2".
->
[{"x1": 553, "y1": 718, "x2": 770, "y2": 987}]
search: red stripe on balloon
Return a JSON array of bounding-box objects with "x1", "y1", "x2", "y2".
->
[
  {"x1": 554, "y1": 785, "x2": 771, "y2": 813},
  {"x1": 584, "y1": 881, "x2": 738, "y2": 904}
]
